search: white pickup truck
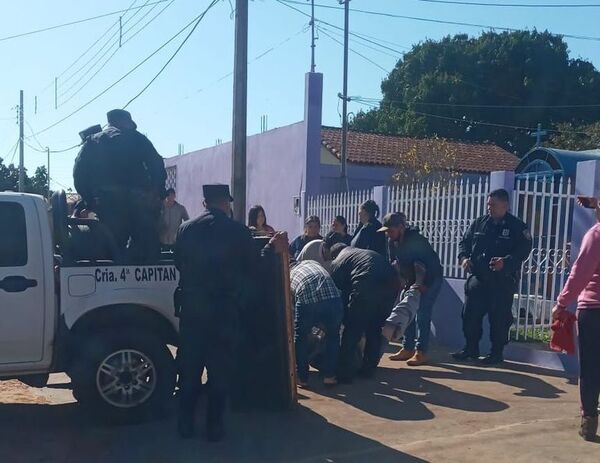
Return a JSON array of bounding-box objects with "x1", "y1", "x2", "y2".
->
[{"x1": 0, "y1": 191, "x2": 179, "y2": 420}]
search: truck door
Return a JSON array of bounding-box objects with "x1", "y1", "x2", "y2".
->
[{"x1": 0, "y1": 197, "x2": 46, "y2": 364}]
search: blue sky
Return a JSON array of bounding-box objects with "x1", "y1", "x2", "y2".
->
[{"x1": 1, "y1": 0, "x2": 600, "y2": 190}]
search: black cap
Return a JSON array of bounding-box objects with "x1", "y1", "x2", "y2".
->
[
  {"x1": 78, "y1": 124, "x2": 102, "y2": 141},
  {"x1": 203, "y1": 184, "x2": 233, "y2": 202},
  {"x1": 106, "y1": 109, "x2": 137, "y2": 130},
  {"x1": 378, "y1": 212, "x2": 407, "y2": 232}
]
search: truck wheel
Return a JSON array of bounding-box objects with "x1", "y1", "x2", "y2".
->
[{"x1": 70, "y1": 333, "x2": 175, "y2": 422}]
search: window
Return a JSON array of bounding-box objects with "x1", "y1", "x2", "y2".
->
[{"x1": 0, "y1": 202, "x2": 28, "y2": 267}]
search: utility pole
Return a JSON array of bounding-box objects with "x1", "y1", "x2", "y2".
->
[
  {"x1": 18, "y1": 90, "x2": 25, "y2": 192},
  {"x1": 47, "y1": 147, "x2": 51, "y2": 198},
  {"x1": 310, "y1": 0, "x2": 316, "y2": 73},
  {"x1": 231, "y1": 0, "x2": 248, "y2": 223},
  {"x1": 339, "y1": 0, "x2": 350, "y2": 192}
]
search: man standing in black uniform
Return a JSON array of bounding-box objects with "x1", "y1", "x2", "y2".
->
[
  {"x1": 329, "y1": 244, "x2": 399, "y2": 382},
  {"x1": 73, "y1": 109, "x2": 166, "y2": 262},
  {"x1": 175, "y1": 184, "x2": 285, "y2": 441},
  {"x1": 453, "y1": 189, "x2": 532, "y2": 365}
]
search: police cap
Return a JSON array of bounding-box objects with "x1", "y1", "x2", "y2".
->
[
  {"x1": 106, "y1": 109, "x2": 137, "y2": 130},
  {"x1": 203, "y1": 184, "x2": 233, "y2": 202}
]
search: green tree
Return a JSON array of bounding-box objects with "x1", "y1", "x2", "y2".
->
[
  {"x1": 547, "y1": 122, "x2": 600, "y2": 151},
  {"x1": 351, "y1": 30, "x2": 600, "y2": 155},
  {"x1": 0, "y1": 158, "x2": 49, "y2": 196}
]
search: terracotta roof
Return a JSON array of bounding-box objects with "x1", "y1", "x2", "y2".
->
[{"x1": 321, "y1": 126, "x2": 519, "y2": 173}]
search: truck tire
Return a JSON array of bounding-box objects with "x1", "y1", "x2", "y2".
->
[{"x1": 70, "y1": 332, "x2": 176, "y2": 422}]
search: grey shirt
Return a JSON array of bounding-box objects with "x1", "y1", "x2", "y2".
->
[{"x1": 160, "y1": 201, "x2": 189, "y2": 245}]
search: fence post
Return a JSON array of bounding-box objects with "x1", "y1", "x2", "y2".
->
[
  {"x1": 373, "y1": 185, "x2": 388, "y2": 217},
  {"x1": 572, "y1": 160, "x2": 600, "y2": 259},
  {"x1": 490, "y1": 170, "x2": 516, "y2": 204}
]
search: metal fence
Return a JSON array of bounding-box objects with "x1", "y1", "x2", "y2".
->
[
  {"x1": 305, "y1": 174, "x2": 576, "y2": 342},
  {"x1": 512, "y1": 175, "x2": 575, "y2": 340},
  {"x1": 387, "y1": 178, "x2": 490, "y2": 278},
  {"x1": 306, "y1": 188, "x2": 373, "y2": 234}
]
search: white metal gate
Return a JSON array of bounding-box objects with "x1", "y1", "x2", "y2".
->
[
  {"x1": 512, "y1": 175, "x2": 575, "y2": 341},
  {"x1": 387, "y1": 178, "x2": 490, "y2": 278}
]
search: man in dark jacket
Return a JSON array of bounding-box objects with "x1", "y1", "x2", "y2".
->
[
  {"x1": 73, "y1": 109, "x2": 166, "y2": 262},
  {"x1": 453, "y1": 189, "x2": 532, "y2": 365},
  {"x1": 175, "y1": 184, "x2": 285, "y2": 441},
  {"x1": 379, "y1": 212, "x2": 443, "y2": 366},
  {"x1": 329, "y1": 244, "x2": 398, "y2": 382}
]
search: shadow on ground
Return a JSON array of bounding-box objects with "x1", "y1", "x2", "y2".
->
[
  {"x1": 0, "y1": 399, "x2": 427, "y2": 463},
  {"x1": 313, "y1": 353, "x2": 568, "y2": 421}
]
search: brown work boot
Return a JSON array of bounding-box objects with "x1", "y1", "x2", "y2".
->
[
  {"x1": 579, "y1": 416, "x2": 598, "y2": 442},
  {"x1": 406, "y1": 351, "x2": 428, "y2": 366},
  {"x1": 389, "y1": 348, "x2": 415, "y2": 361}
]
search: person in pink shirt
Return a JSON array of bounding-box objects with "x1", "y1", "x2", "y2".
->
[{"x1": 553, "y1": 196, "x2": 600, "y2": 442}]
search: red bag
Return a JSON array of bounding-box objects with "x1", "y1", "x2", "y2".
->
[{"x1": 549, "y1": 311, "x2": 577, "y2": 355}]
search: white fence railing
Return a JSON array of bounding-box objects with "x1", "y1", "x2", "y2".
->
[
  {"x1": 387, "y1": 178, "x2": 490, "y2": 278},
  {"x1": 307, "y1": 188, "x2": 373, "y2": 234},
  {"x1": 305, "y1": 174, "x2": 576, "y2": 342},
  {"x1": 512, "y1": 175, "x2": 575, "y2": 340}
]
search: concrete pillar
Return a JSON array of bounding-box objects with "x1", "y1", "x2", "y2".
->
[
  {"x1": 571, "y1": 160, "x2": 600, "y2": 259},
  {"x1": 304, "y1": 72, "x2": 323, "y2": 199},
  {"x1": 373, "y1": 185, "x2": 389, "y2": 217}
]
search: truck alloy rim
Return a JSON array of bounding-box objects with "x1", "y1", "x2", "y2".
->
[{"x1": 96, "y1": 349, "x2": 157, "y2": 408}]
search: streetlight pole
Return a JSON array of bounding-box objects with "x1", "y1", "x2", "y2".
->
[{"x1": 339, "y1": 0, "x2": 350, "y2": 192}]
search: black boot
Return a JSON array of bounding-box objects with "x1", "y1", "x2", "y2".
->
[
  {"x1": 451, "y1": 346, "x2": 479, "y2": 361},
  {"x1": 480, "y1": 352, "x2": 504, "y2": 365},
  {"x1": 580, "y1": 416, "x2": 599, "y2": 442}
]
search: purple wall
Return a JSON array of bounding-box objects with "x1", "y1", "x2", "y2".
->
[{"x1": 165, "y1": 121, "x2": 307, "y2": 237}]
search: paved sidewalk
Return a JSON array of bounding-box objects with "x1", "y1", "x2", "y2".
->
[{"x1": 0, "y1": 349, "x2": 597, "y2": 463}]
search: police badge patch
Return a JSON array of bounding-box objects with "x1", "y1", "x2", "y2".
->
[
  {"x1": 523, "y1": 229, "x2": 532, "y2": 240},
  {"x1": 502, "y1": 229, "x2": 510, "y2": 237}
]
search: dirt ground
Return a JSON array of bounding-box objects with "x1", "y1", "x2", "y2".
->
[{"x1": 0, "y1": 348, "x2": 598, "y2": 463}]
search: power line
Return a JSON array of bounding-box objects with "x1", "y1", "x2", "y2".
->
[
  {"x1": 273, "y1": 0, "x2": 410, "y2": 55},
  {"x1": 124, "y1": 0, "x2": 220, "y2": 108},
  {"x1": 354, "y1": 98, "x2": 597, "y2": 136},
  {"x1": 38, "y1": 0, "x2": 140, "y2": 95},
  {"x1": 318, "y1": 26, "x2": 391, "y2": 73},
  {"x1": 58, "y1": 0, "x2": 176, "y2": 107},
  {"x1": 278, "y1": 0, "x2": 600, "y2": 43},
  {"x1": 416, "y1": 0, "x2": 600, "y2": 7},
  {"x1": 356, "y1": 97, "x2": 600, "y2": 110},
  {"x1": 0, "y1": 0, "x2": 170, "y2": 43},
  {"x1": 58, "y1": 0, "x2": 157, "y2": 99},
  {"x1": 1, "y1": 139, "x2": 19, "y2": 162},
  {"x1": 27, "y1": 3, "x2": 221, "y2": 139},
  {"x1": 319, "y1": 24, "x2": 400, "y2": 59}
]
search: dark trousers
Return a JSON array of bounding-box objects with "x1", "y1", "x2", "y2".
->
[
  {"x1": 96, "y1": 187, "x2": 161, "y2": 262},
  {"x1": 295, "y1": 298, "x2": 343, "y2": 382},
  {"x1": 462, "y1": 275, "x2": 515, "y2": 355},
  {"x1": 338, "y1": 285, "x2": 396, "y2": 380},
  {"x1": 177, "y1": 312, "x2": 238, "y2": 428},
  {"x1": 578, "y1": 309, "x2": 600, "y2": 417}
]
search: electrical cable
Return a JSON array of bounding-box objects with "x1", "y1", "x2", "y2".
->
[
  {"x1": 356, "y1": 97, "x2": 600, "y2": 109},
  {"x1": 27, "y1": 2, "x2": 221, "y2": 139},
  {"x1": 0, "y1": 0, "x2": 170, "y2": 43},
  {"x1": 58, "y1": 0, "x2": 176, "y2": 107},
  {"x1": 124, "y1": 0, "x2": 220, "y2": 108},
  {"x1": 354, "y1": 99, "x2": 598, "y2": 136},
  {"x1": 278, "y1": 0, "x2": 600, "y2": 43}
]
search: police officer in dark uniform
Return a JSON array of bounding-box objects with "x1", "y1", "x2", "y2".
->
[
  {"x1": 73, "y1": 109, "x2": 166, "y2": 262},
  {"x1": 453, "y1": 189, "x2": 532, "y2": 365},
  {"x1": 174, "y1": 184, "x2": 285, "y2": 441}
]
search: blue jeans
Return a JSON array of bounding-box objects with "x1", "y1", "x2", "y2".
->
[
  {"x1": 295, "y1": 298, "x2": 343, "y2": 382},
  {"x1": 403, "y1": 277, "x2": 442, "y2": 353}
]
